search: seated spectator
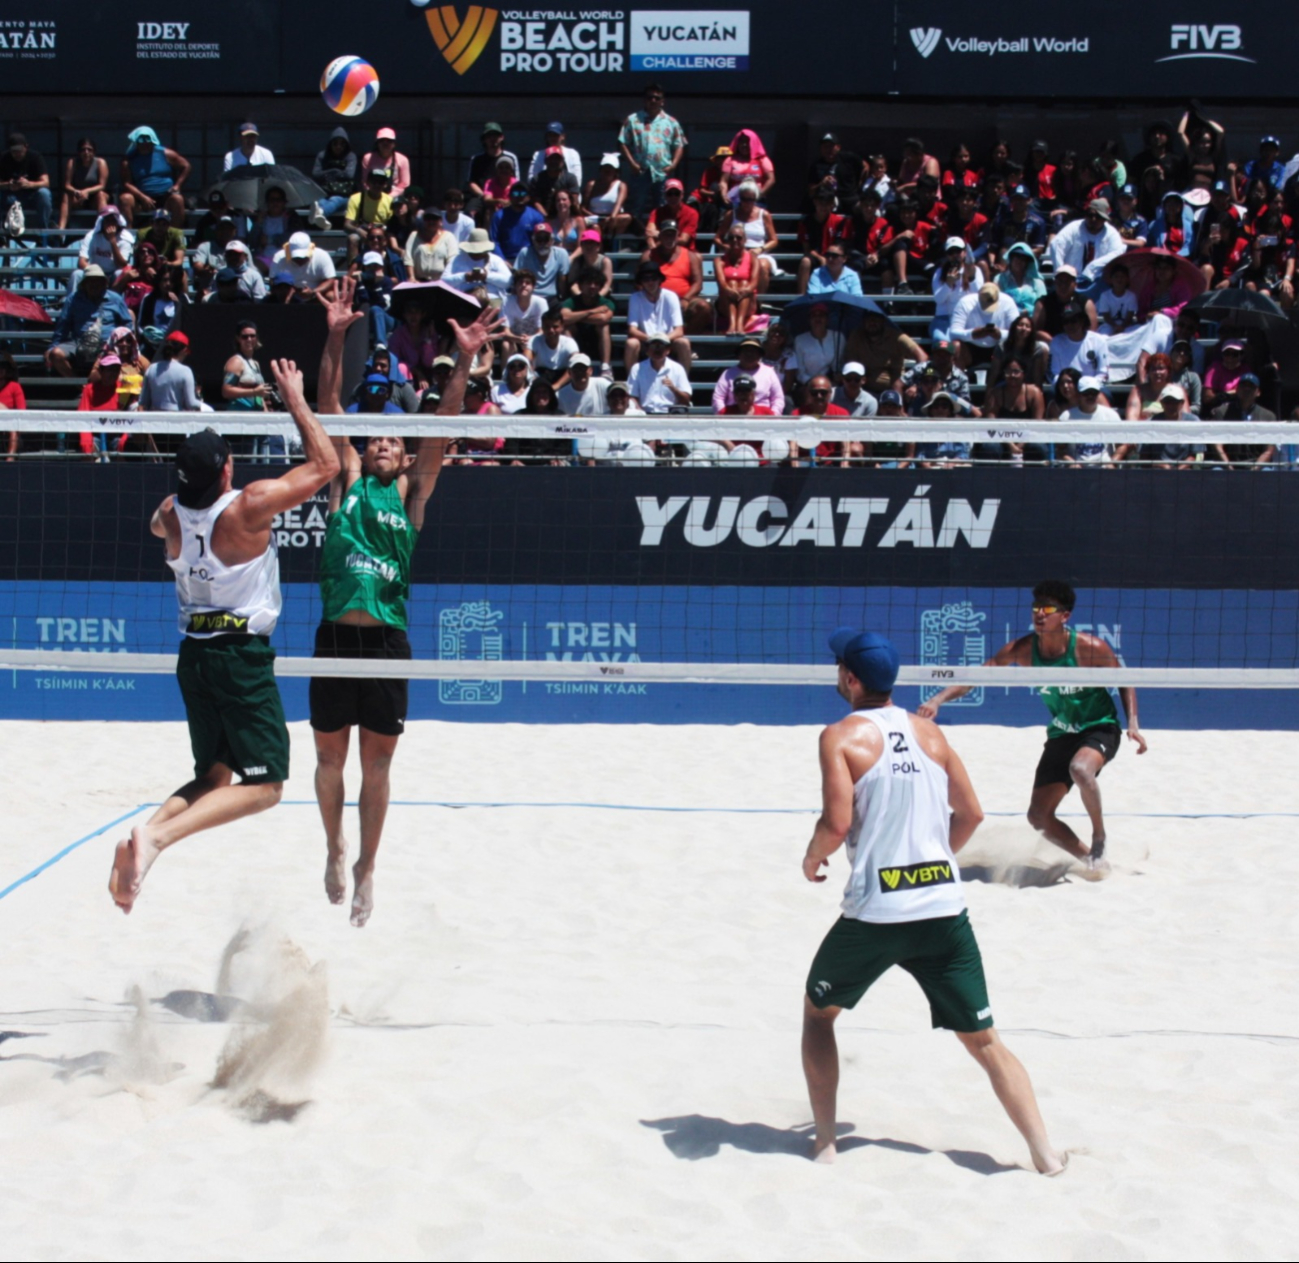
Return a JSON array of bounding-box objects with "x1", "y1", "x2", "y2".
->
[
  {"x1": 944, "y1": 186, "x2": 990, "y2": 259},
  {"x1": 1023, "y1": 140, "x2": 1058, "y2": 213},
  {"x1": 844, "y1": 308, "x2": 927, "y2": 395},
  {"x1": 529, "y1": 148, "x2": 580, "y2": 212},
  {"x1": 832, "y1": 362, "x2": 878, "y2": 417},
  {"x1": 193, "y1": 189, "x2": 249, "y2": 246},
  {"x1": 989, "y1": 313, "x2": 1048, "y2": 388},
  {"x1": 77, "y1": 208, "x2": 134, "y2": 285},
  {"x1": 492, "y1": 354, "x2": 534, "y2": 413},
  {"x1": 347, "y1": 347, "x2": 417, "y2": 413},
  {"x1": 1149, "y1": 191, "x2": 1194, "y2": 256},
  {"x1": 527, "y1": 121, "x2": 583, "y2": 188},
  {"x1": 118, "y1": 126, "x2": 189, "y2": 227},
  {"x1": 582, "y1": 155, "x2": 631, "y2": 241},
  {"x1": 359, "y1": 223, "x2": 406, "y2": 282},
  {"x1": 502, "y1": 379, "x2": 572, "y2": 466},
  {"x1": 204, "y1": 267, "x2": 248, "y2": 305},
  {"x1": 1134, "y1": 385, "x2": 1203, "y2": 469},
  {"x1": 515, "y1": 223, "x2": 570, "y2": 299},
  {"x1": 529, "y1": 306, "x2": 578, "y2": 386},
  {"x1": 1033, "y1": 265, "x2": 1097, "y2": 341},
  {"x1": 249, "y1": 187, "x2": 304, "y2": 273},
  {"x1": 222, "y1": 321, "x2": 274, "y2": 452},
  {"x1": 983, "y1": 356, "x2": 1045, "y2": 426},
  {"x1": 720, "y1": 129, "x2": 775, "y2": 205},
  {"x1": 501, "y1": 269, "x2": 548, "y2": 358},
  {"x1": 1049, "y1": 303, "x2": 1110, "y2": 382},
  {"x1": 1051, "y1": 150, "x2": 1086, "y2": 226},
  {"x1": 1124, "y1": 351, "x2": 1174, "y2": 421},
  {"x1": 139, "y1": 267, "x2": 188, "y2": 338},
  {"x1": 712, "y1": 337, "x2": 785, "y2": 414},
  {"x1": 806, "y1": 242, "x2": 862, "y2": 297},
  {"x1": 466, "y1": 123, "x2": 519, "y2": 222},
  {"x1": 861, "y1": 153, "x2": 894, "y2": 207},
  {"x1": 895, "y1": 137, "x2": 940, "y2": 197},
  {"x1": 272, "y1": 231, "x2": 338, "y2": 298},
  {"x1": 1168, "y1": 339, "x2": 1204, "y2": 413},
  {"x1": 46, "y1": 266, "x2": 133, "y2": 377},
  {"x1": 942, "y1": 143, "x2": 980, "y2": 193},
  {"x1": 313, "y1": 127, "x2": 356, "y2": 219},
  {"x1": 1132, "y1": 120, "x2": 1185, "y2": 198},
  {"x1": 687, "y1": 145, "x2": 730, "y2": 237},
  {"x1": 221, "y1": 240, "x2": 267, "y2": 301},
  {"x1": 1096, "y1": 261, "x2": 1139, "y2": 336},
  {"x1": 1, "y1": 350, "x2": 26, "y2": 456},
  {"x1": 715, "y1": 374, "x2": 788, "y2": 465},
  {"x1": 915, "y1": 392, "x2": 972, "y2": 468},
  {"x1": 59, "y1": 137, "x2": 108, "y2": 230},
  {"x1": 625, "y1": 262, "x2": 691, "y2": 373},
  {"x1": 714, "y1": 226, "x2": 760, "y2": 335},
  {"x1": 1202, "y1": 339, "x2": 1249, "y2": 412},
  {"x1": 804, "y1": 132, "x2": 862, "y2": 214},
  {"x1": 223, "y1": 122, "x2": 274, "y2": 172},
  {"x1": 140, "y1": 331, "x2": 199, "y2": 410},
  {"x1": 850, "y1": 187, "x2": 893, "y2": 284},
  {"x1": 442, "y1": 188, "x2": 475, "y2": 244},
  {"x1": 645, "y1": 179, "x2": 698, "y2": 250},
  {"x1": 546, "y1": 188, "x2": 587, "y2": 251},
  {"x1": 491, "y1": 183, "x2": 546, "y2": 264},
  {"x1": 139, "y1": 208, "x2": 185, "y2": 266},
  {"x1": 881, "y1": 198, "x2": 931, "y2": 294},
  {"x1": 996, "y1": 241, "x2": 1045, "y2": 314},
  {"x1": 715, "y1": 182, "x2": 779, "y2": 294},
  {"x1": 909, "y1": 364, "x2": 974, "y2": 419},
  {"x1": 903, "y1": 337, "x2": 971, "y2": 405},
  {"x1": 951, "y1": 282, "x2": 1018, "y2": 372},
  {"x1": 629, "y1": 333, "x2": 692, "y2": 412},
  {"x1": 991, "y1": 184, "x2": 1047, "y2": 260},
  {"x1": 792, "y1": 302, "x2": 844, "y2": 386},
  {"x1": 113, "y1": 242, "x2": 161, "y2": 313},
  {"x1": 930, "y1": 248, "x2": 979, "y2": 339},
  {"x1": 445, "y1": 228, "x2": 512, "y2": 300},
  {"x1": 567, "y1": 229, "x2": 613, "y2": 296},
  {"x1": 1113, "y1": 185, "x2": 1149, "y2": 248},
  {"x1": 640, "y1": 220, "x2": 709, "y2": 331},
  {"x1": 345, "y1": 168, "x2": 396, "y2": 261},
  {"x1": 0, "y1": 131, "x2": 52, "y2": 229},
  {"x1": 1049, "y1": 199, "x2": 1125, "y2": 278},
  {"x1": 558, "y1": 354, "x2": 611, "y2": 415},
  {"x1": 560, "y1": 267, "x2": 615, "y2": 373},
  {"x1": 1058, "y1": 375, "x2": 1119, "y2": 465},
  {"x1": 390, "y1": 303, "x2": 438, "y2": 389},
  {"x1": 794, "y1": 376, "x2": 853, "y2": 466},
  {"x1": 403, "y1": 207, "x2": 459, "y2": 282},
  {"x1": 1209, "y1": 373, "x2": 1275, "y2": 466},
  {"x1": 1237, "y1": 135, "x2": 1285, "y2": 200},
  {"x1": 192, "y1": 216, "x2": 238, "y2": 294},
  {"x1": 361, "y1": 127, "x2": 411, "y2": 197},
  {"x1": 76, "y1": 352, "x2": 122, "y2": 458},
  {"x1": 348, "y1": 372, "x2": 406, "y2": 416},
  {"x1": 795, "y1": 185, "x2": 853, "y2": 294},
  {"x1": 482, "y1": 156, "x2": 519, "y2": 218}
]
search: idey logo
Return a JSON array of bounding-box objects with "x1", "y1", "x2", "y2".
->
[
  {"x1": 424, "y1": 4, "x2": 498, "y2": 75},
  {"x1": 910, "y1": 27, "x2": 941, "y2": 58},
  {"x1": 1160, "y1": 23, "x2": 1254, "y2": 63}
]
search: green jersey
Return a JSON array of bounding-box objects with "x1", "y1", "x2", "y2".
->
[
  {"x1": 319, "y1": 474, "x2": 416, "y2": 629},
  {"x1": 1032, "y1": 626, "x2": 1119, "y2": 739}
]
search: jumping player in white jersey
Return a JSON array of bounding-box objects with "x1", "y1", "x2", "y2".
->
[
  {"x1": 801, "y1": 629, "x2": 1063, "y2": 1174},
  {"x1": 108, "y1": 361, "x2": 340, "y2": 913}
]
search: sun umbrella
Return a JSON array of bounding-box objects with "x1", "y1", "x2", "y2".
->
[
  {"x1": 780, "y1": 292, "x2": 895, "y2": 337},
  {"x1": 211, "y1": 165, "x2": 326, "y2": 212},
  {"x1": 1106, "y1": 248, "x2": 1207, "y2": 317},
  {"x1": 1186, "y1": 287, "x2": 1290, "y2": 325},
  {"x1": 0, "y1": 288, "x2": 52, "y2": 323},
  {"x1": 389, "y1": 280, "x2": 482, "y2": 335}
]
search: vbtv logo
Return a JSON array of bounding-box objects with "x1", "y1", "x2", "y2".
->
[{"x1": 424, "y1": 5, "x2": 499, "y2": 75}]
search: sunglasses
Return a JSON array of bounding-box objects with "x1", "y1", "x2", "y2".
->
[{"x1": 1031, "y1": 604, "x2": 1063, "y2": 615}]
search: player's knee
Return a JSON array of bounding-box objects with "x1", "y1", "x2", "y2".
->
[
  {"x1": 1069, "y1": 759, "x2": 1097, "y2": 787},
  {"x1": 955, "y1": 1027, "x2": 998, "y2": 1060},
  {"x1": 261, "y1": 781, "x2": 284, "y2": 807},
  {"x1": 1026, "y1": 804, "x2": 1048, "y2": 830}
]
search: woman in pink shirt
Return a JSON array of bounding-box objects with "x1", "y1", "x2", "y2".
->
[
  {"x1": 361, "y1": 127, "x2": 411, "y2": 197},
  {"x1": 719, "y1": 129, "x2": 775, "y2": 204}
]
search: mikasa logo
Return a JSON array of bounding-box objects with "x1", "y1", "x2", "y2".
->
[{"x1": 910, "y1": 26, "x2": 941, "y2": 58}]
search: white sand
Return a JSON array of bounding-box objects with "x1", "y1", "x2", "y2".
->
[{"x1": 2, "y1": 719, "x2": 1298, "y2": 1261}]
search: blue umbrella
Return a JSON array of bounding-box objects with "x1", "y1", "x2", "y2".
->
[{"x1": 780, "y1": 291, "x2": 896, "y2": 338}]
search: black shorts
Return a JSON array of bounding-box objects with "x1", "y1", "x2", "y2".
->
[
  {"x1": 309, "y1": 622, "x2": 411, "y2": 738},
  {"x1": 1034, "y1": 724, "x2": 1121, "y2": 789}
]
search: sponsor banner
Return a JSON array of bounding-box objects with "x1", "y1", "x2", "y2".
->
[
  {"x1": 4, "y1": 465, "x2": 1299, "y2": 592},
  {"x1": 1, "y1": 580, "x2": 1295, "y2": 727}
]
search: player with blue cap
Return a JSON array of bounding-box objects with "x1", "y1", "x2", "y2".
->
[{"x1": 798, "y1": 626, "x2": 1064, "y2": 1174}]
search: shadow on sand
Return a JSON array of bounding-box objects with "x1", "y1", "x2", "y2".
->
[
  {"x1": 959, "y1": 861, "x2": 1075, "y2": 888},
  {"x1": 640, "y1": 1114, "x2": 1021, "y2": 1173}
]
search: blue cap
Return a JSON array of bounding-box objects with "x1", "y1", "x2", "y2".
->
[
  {"x1": 1119, "y1": 184, "x2": 1136, "y2": 198},
  {"x1": 879, "y1": 389, "x2": 903, "y2": 407},
  {"x1": 215, "y1": 266, "x2": 239, "y2": 283},
  {"x1": 364, "y1": 372, "x2": 391, "y2": 389},
  {"x1": 271, "y1": 270, "x2": 295, "y2": 285},
  {"x1": 1261, "y1": 135, "x2": 1281, "y2": 147},
  {"x1": 1212, "y1": 179, "x2": 1230, "y2": 193},
  {"x1": 546, "y1": 120, "x2": 564, "y2": 134},
  {"x1": 1010, "y1": 184, "x2": 1030, "y2": 199},
  {"x1": 828, "y1": 629, "x2": 901, "y2": 694},
  {"x1": 1239, "y1": 372, "x2": 1261, "y2": 386}
]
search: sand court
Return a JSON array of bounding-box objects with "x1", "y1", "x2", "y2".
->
[{"x1": 1, "y1": 719, "x2": 1297, "y2": 1260}]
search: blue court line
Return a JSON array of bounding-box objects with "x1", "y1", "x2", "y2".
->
[
  {"x1": 7, "y1": 801, "x2": 1299, "y2": 903},
  {"x1": 0, "y1": 805, "x2": 150, "y2": 903}
]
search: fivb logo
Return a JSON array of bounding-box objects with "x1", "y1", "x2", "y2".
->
[
  {"x1": 1160, "y1": 24, "x2": 1254, "y2": 63},
  {"x1": 422, "y1": 4, "x2": 499, "y2": 75},
  {"x1": 910, "y1": 26, "x2": 941, "y2": 58}
]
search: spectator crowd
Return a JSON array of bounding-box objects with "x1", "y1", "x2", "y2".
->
[{"x1": 4, "y1": 94, "x2": 1297, "y2": 468}]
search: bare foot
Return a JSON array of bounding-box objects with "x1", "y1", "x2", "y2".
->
[
  {"x1": 811, "y1": 1138, "x2": 837, "y2": 1164},
  {"x1": 325, "y1": 838, "x2": 348, "y2": 906},
  {"x1": 108, "y1": 825, "x2": 162, "y2": 915},
  {"x1": 1036, "y1": 1150, "x2": 1068, "y2": 1177},
  {"x1": 350, "y1": 862, "x2": 374, "y2": 928}
]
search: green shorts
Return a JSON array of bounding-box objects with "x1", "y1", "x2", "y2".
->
[
  {"x1": 806, "y1": 910, "x2": 993, "y2": 1032},
  {"x1": 176, "y1": 635, "x2": 290, "y2": 785}
]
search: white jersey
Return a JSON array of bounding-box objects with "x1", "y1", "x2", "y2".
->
[
  {"x1": 839, "y1": 705, "x2": 965, "y2": 923},
  {"x1": 168, "y1": 490, "x2": 282, "y2": 637}
]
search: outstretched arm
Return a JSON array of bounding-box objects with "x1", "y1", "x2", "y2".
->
[
  {"x1": 233, "y1": 360, "x2": 340, "y2": 531},
  {"x1": 407, "y1": 305, "x2": 507, "y2": 532},
  {"x1": 317, "y1": 277, "x2": 365, "y2": 509},
  {"x1": 919, "y1": 637, "x2": 1029, "y2": 717}
]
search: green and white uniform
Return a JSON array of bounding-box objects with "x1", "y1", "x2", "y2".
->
[
  {"x1": 319, "y1": 474, "x2": 416, "y2": 628},
  {"x1": 1032, "y1": 627, "x2": 1119, "y2": 737}
]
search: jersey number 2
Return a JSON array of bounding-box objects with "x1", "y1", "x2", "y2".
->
[{"x1": 889, "y1": 731, "x2": 909, "y2": 754}]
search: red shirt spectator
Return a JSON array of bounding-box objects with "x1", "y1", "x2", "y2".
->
[
  {"x1": 647, "y1": 181, "x2": 699, "y2": 247},
  {"x1": 798, "y1": 206, "x2": 852, "y2": 256}
]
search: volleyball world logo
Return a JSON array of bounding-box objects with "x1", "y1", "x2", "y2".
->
[
  {"x1": 910, "y1": 27, "x2": 942, "y2": 58},
  {"x1": 424, "y1": 4, "x2": 499, "y2": 75}
]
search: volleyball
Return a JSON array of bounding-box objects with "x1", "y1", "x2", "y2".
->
[{"x1": 320, "y1": 56, "x2": 380, "y2": 116}]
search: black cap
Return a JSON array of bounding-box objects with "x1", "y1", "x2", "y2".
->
[
  {"x1": 636, "y1": 262, "x2": 665, "y2": 282},
  {"x1": 733, "y1": 374, "x2": 757, "y2": 390},
  {"x1": 175, "y1": 429, "x2": 231, "y2": 509},
  {"x1": 1061, "y1": 301, "x2": 1087, "y2": 322},
  {"x1": 607, "y1": 381, "x2": 630, "y2": 396}
]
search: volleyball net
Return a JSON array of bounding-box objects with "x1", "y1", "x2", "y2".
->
[{"x1": 2, "y1": 412, "x2": 1297, "y2": 726}]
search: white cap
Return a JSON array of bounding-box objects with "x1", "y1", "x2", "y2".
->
[
  {"x1": 1159, "y1": 383, "x2": 1186, "y2": 401},
  {"x1": 506, "y1": 353, "x2": 530, "y2": 367},
  {"x1": 841, "y1": 361, "x2": 866, "y2": 377},
  {"x1": 361, "y1": 251, "x2": 385, "y2": 267},
  {"x1": 1078, "y1": 376, "x2": 1103, "y2": 393},
  {"x1": 944, "y1": 236, "x2": 966, "y2": 251},
  {"x1": 568, "y1": 352, "x2": 592, "y2": 368},
  {"x1": 600, "y1": 151, "x2": 621, "y2": 168},
  {"x1": 224, "y1": 239, "x2": 248, "y2": 256},
  {"x1": 288, "y1": 231, "x2": 313, "y2": 259},
  {"x1": 1055, "y1": 263, "x2": 1078, "y2": 278}
]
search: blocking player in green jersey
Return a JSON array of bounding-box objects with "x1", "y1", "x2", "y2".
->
[
  {"x1": 313, "y1": 277, "x2": 503, "y2": 926},
  {"x1": 919, "y1": 580, "x2": 1147, "y2": 872}
]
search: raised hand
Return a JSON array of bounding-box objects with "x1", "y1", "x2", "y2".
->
[
  {"x1": 448, "y1": 305, "x2": 508, "y2": 359},
  {"x1": 322, "y1": 274, "x2": 364, "y2": 333},
  {"x1": 269, "y1": 358, "x2": 305, "y2": 406}
]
